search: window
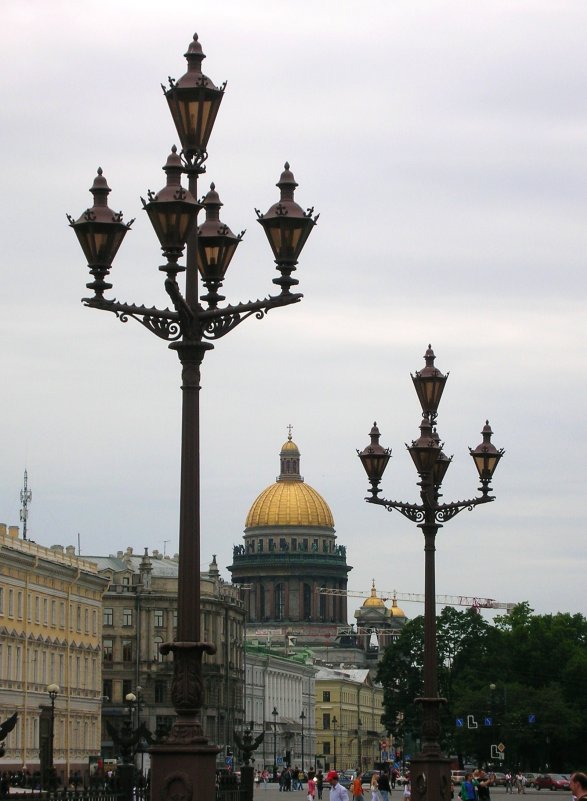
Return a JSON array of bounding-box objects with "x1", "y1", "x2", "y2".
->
[
  {"x1": 103, "y1": 608, "x2": 113, "y2": 627},
  {"x1": 103, "y1": 639, "x2": 113, "y2": 662},
  {"x1": 8, "y1": 589, "x2": 14, "y2": 617},
  {"x1": 322, "y1": 713, "x2": 331, "y2": 730},
  {"x1": 76, "y1": 605, "x2": 81, "y2": 632},
  {"x1": 172, "y1": 610, "x2": 178, "y2": 630},
  {"x1": 92, "y1": 610, "x2": 97, "y2": 634},
  {"x1": 122, "y1": 639, "x2": 132, "y2": 662},
  {"x1": 17, "y1": 592, "x2": 23, "y2": 620},
  {"x1": 0, "y1": 587, "x2": 3, "y2": 615},
  {"x1": 51, "y1": 600, "x2": 56, "y2": 626},
  {"x1": 84, "y1": 608, "x2": 89, "y2": 633},
  {"x1": 122, "y1": 679, "x2": 133, "y2": 698},
  {"x1": 103, "y1": 679, "x2": 113, "y2": 701},
  {"x1": 155, "y1": 681, "x2": 166, "y2": 703},
  {"x1": 43, "y1": 598, "x2": 48, "y2": 625},
  {"x1": 153, "y1": 636, "x2": 163, "y2": 662},
  {"x1": 154, "y1": 609, "x2": 164, "y2": 628},
  {"x1": 322, "y1": 691, "x2": 331, "y2": 702},
  {"x1": 123, "y1": 609, "x2": 133, "y2": 627},
  {"x1": 323, "y1": 742, "x2": 331, "y2": 754}
]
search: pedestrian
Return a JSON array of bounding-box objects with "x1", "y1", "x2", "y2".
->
[
  {"x1": 460, "y1": 773, "x2": 476, "y2": 801},
  {"x1": 370, "y1": 773, "x2": 381, "y2": 801},
  {"x1": 326, "y1": 771, "x2": 349, "y2": 801},
  {"x1": 505, "y1": 772, "x2": 512, "y2": 794},
  {"x1": 316, "y1": 771, "x2": 324, "y2": 801},
  {"x1": 514, "y1": 771, "x2": 525, "y2": 795},
  {"x1": 262, "y1": 769, "x2": 269, "y2": 790},
  {"x1": 377, "y1": 771, "x2": 391, "y2": 801},
  {"x1": 570, "y1": 772, "x2": 587, "y2": 801},
  {"x1": 474, "y1": 770, "x2": 492, "y2": 801},
  {"x1": 307, "y1": 774, "x2": 316, "y2": 801},
  {"x1": 402, "y1": 781, "x2": 411, "y2": 800},
  {"x1": 351, "y1": 772, "x2": 364, "y2": 801}
]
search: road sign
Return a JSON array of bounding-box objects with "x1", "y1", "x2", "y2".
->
[
  {"x1": 498, "y1": 743, "x2": 506, "y2": 753},
  {"x1": 467, "y1": 715, "x2": 478, "y2": 729},
  {"x1": 381, "y1": 751, "x2": 389, "y2": 761},
  {"x1": 528, "y1": 714, "x2": 536, "y2": 724},
  {"x1": 484, "y1": 717, "x2": 493, "y2": 727},
  {"x1": 456, "y1": 718, "x2": 464, "y2": 728},
  {"x1": 276, "y1": 756, "x2": 284, "y2": 766},
  {"x1": 225, "y1": 756, "x2": 233, "y2": 766}
]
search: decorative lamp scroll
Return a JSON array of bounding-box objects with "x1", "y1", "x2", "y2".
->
[
  {"x1": 141, "y1": 146, "x2": 200, "y2": 272},
  {"x1": 357, "y1": 422, "x2": 391, "y2": 496},
  {"x1": 164, "y1": 33, "x2": 225, "y2": 160},
  {"x1": 470, "y1": 420, "x2": 504, "y2": 489},
  {"x1": 411, "y1": 345, "x2": 448, "y2": 418}
]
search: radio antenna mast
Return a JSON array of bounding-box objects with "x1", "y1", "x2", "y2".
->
[{"x1": 20, "y1": 470, "x2": 32, "y2": 541}]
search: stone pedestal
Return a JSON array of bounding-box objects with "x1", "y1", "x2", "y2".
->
[
  {"x1": 149, "y1": 740, "x2": 219, "y2": 801},
  {"x1": 408, "y1": 753, "x2": 452, "y2": 801}
]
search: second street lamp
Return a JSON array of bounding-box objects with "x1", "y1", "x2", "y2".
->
[
  {"x1": 332, "y1": 716, "x2": 338, "y2": 771},
  {"x1": 69, "y1": 34, "x2": 316, "y2": 801},
  {"x1": 46, "y1": 684, "x2": 59, "y2": 789},
  {"x1": 272, "y1": 707, "x2": 279, "y2": 781},
  {"x1": 300, "y1": 711, "x2": 306, "y2": 774},
  {"x1": 357, "y1": 345, "x2": 504, "y2": 801}
]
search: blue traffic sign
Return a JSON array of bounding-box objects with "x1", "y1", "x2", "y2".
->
[
  {"x1": 276, "y1": 756, "x2": 284, "y2": 766},
  {"x1": 456, "y1": 718, "x2": 464, "y2": 728},
  {"x1": 484, "y1": 717, "x2": 493, "y2": 727},
  {"x1": 225, "y1": 756, "x2": 233, "y2": 766},
  {"x1": 528, "y1": 714, "x2": 536, "y2": 724}
]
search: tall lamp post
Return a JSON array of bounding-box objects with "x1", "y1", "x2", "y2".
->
[
  {"x1": 272, "y1": 707, "x2": 279, "y2": 780},
  {"x1": 300, "y1": 711, "x2": 306, "y2": 774},
  {"x1": 357, "y1": 719, "x2": 362, "y2": 772},
  {"x1": 69, "y1": 34, "x2": 317, "y2": 801},
  {"x1": 332, "y1": 716, "x2": 338, "y2": 771},
  {"x1": 357, "y1": 346, "x2": 504, "y2": 801},
  {"x1": 46, "y1": 684, "x2": 59, "y2": 788}
]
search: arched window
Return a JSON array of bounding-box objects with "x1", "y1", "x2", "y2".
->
[{"x1": 153, "y1": 636, "x2": 163, "y2": 662}]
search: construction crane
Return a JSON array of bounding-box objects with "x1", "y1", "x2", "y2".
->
[{"x1": 318, "y1": 585, "x2": 515, "y2": 613}]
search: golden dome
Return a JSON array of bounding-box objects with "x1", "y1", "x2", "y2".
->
[
  {"x1": 246, "y1": 480, "x2": 334, "y2": 528},
  {"x1": 390, "y1": 595, "x2": 406, "y2": 617},
  {"x1": 363, "y1": 580, "x2": 385, "y2": 608},
  {"x1": 281, "y1": 438, "x2": 300, "y2": 454}
]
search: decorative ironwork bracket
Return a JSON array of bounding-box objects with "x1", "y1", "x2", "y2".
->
[{"x1": 366, "y1": 494, "x2": 494, "y2": 525}]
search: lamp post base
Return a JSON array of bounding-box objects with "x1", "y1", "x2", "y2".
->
[
  {"x1": 149, "y1": 740, "x2": 219, "y2": 801},
  {"x1": 408, "y1": 753, "x2": 452, "y2": 801}
]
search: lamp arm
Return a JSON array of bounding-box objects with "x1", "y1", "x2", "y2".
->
[
  {"x1": 366, "y1": 493, "x2": 494, "y2": 524},
  {"x1": 83, "y1": 296, "x2": 182, "y2": 342},
  {"x1": 200, "y1": 292, "x2": 302, "y2": 341}
]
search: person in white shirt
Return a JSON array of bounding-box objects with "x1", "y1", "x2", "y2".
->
[{"x1": 326, "y1": 771, "x2": 349, "y2": 801}]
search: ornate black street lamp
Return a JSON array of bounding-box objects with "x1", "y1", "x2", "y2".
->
[
  {"x1": 332, "y1": 716, "x2": 338, "y2": 771},
  {"x1": 69, "y1": 34, "x2": 316, "y2": 801},
  {"x1": 272, "y1": 707, "x2": 279, "y2": 780},
  {"x1": 300, "y1": 711, "x2": 306, "y2": 773},
  {"x1": 46, "y1": 684, "x2": 59, "y2": 788},
  {"x1": 357, "y1": 346, "x2": 504, "y2": 801},
  {"x1": 357, "y1": 719, "x2": 363, "y2": 772}
]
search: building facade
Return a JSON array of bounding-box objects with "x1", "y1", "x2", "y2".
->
[
  {"x1": 244, "y1": 641, "x2": 316, "y2": 772},
  {"x1": 85, "y1": 549, "x2": 246, "y2": 770},
  {"x1": 0, "y1": 524, "x2": 108, "y2": 781},
  {"x1": 315, "y1": 667, "x2": 385, "y2": 773},
  {"x1": 229, "y1": 432, "x2": 351, "y2": 646}
]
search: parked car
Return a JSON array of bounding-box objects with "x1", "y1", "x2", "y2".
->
[
  {"x1": 451, "y1": 771, "x2": 467, "y2": 785},
  {"x1": 535, "y1": 774, "x2": 571, "y2": 791},
  {"x1": 491, "y1": 773, "x2": 506, "y2": 786},
  {"x1": 524, "y1": 773, "x2": 540, "y2": 788}
]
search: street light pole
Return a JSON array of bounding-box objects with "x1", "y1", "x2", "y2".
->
[
  {"x1": 357, "y1": 719, "x2": 362, "y2": 772},
  {"x1": 272, "y1": 707, "x2": 279, "y2": 781},
  {"x1": 46, "y1": 684, "x2": 59, "y2": 789},
  {"x1": 69, "y1": 34, "x2": 317, "y2": 801},
  {"x1": 300, "y1": 711, "x2": 306, "y2": 774},
  {"x1": 358, "y1": 346, "x2": 504, "y2": 801},
  {"x1": 332, "y1": 716, "x2": 338, "y2": 772}
]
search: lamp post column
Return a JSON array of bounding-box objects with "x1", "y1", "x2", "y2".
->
[
  {"x1": 47, "y1": 684, "x2": 59, "y2": 789},
  {"x1": 332, "y1": 717, "x2": 337, "y2": 771},
  {"x1": 300, "y1": 712, "x2": 305, "y2": 774},
  {"x1": 273, "y1": 708, "x2": 279, "y2": 781}
]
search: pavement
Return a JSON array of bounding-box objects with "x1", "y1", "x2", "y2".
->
[{"x1": 252, "y1": 786, "x2": 571, "y2": 799}]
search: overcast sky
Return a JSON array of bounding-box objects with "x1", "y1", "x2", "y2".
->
[{"x1": 1, "y1": 0, "x2": 586, "y2": 625}]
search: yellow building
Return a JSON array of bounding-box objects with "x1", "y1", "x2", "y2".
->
[
  {"x1": 0, "y1": 525, "x2": 108, "y2": 782},
  {"x1": 315, "y1": 667, "x2": 385, "y2": 773}
]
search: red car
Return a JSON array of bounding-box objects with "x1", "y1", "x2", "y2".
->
[{"x1": 535, "y1": 774, "x2": 570, "y2": 791}]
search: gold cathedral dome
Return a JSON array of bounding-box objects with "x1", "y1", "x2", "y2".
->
[
  {"x1": 245, "y1": 430, "x2": 334, "y2": 529},
  {"x1": 363, "y1": 580, "x2": 386, "y2": 608}
]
